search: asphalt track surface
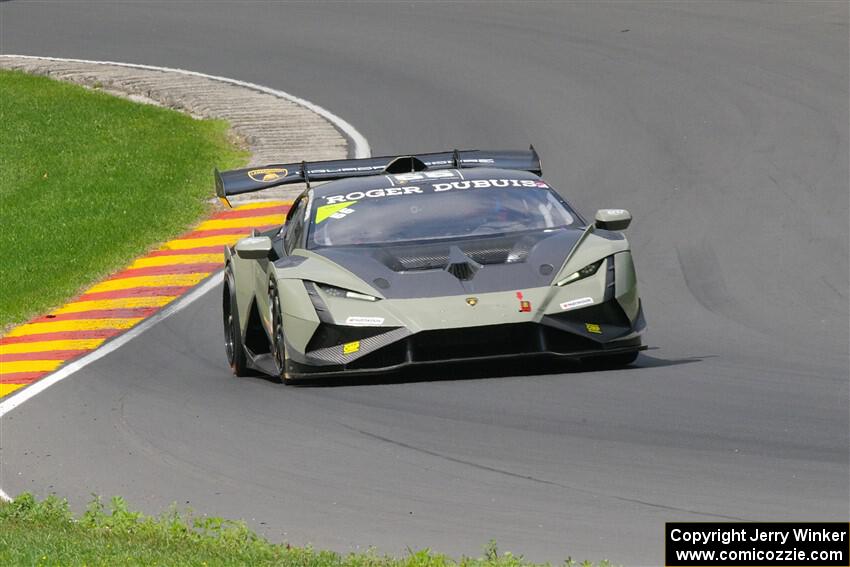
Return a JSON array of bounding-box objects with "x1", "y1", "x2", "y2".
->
[{"x1": 1, "y1": 3, "x2": 848, "y2": 563}]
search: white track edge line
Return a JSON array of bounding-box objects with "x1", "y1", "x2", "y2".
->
[
  {"x1": 0, "y1": 54, "x2": 370, "y2": 159},
  {"x1": 0, "y1": 273, "x2": 222, "y2": 500},
  {"x1": 0, "y1": 56, "x2": 369, "y2": 499},
  {"x1": 0, "y1": 56, "x2": 368, "y2": 417},
  {"x1": 0, "y1": 272, "x2": 223, "y2": 419}
]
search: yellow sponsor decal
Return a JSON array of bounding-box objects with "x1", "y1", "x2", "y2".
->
[
  {"x1": 315, "y1": 201, "x2": 357, "y2": 224},
  {"x1": 585, "y1": 323, "x2": 602, "y2": 334},
  {"x1": 247, "y1": 168, "x2": 288, "y2": 183},
  {"x1": 342, "y1": 341, "x2": 360, "y2": 355}
]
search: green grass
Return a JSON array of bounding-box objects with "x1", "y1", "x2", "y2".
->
[
  {"x1": 0, "y1": 494, "x2": 616, "y2": 567},
  {"x1": 0, "y1": 70, "x2": 247, "y2": 328}
]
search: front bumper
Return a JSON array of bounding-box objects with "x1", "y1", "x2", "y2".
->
[{"x1": 286, "y1": 301, "x2": 646, "y2": 380}]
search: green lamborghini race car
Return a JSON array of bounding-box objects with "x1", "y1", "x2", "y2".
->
[{"x1": 216, "y1": 149, "x2": 646, "y2": 381}]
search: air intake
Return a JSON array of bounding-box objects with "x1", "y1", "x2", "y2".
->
[
  {"x1": 383, "y1": 155, "x2": 429, "y2": 174},
  {"x1": 444, "y1": 245, "x2": 482, "y2": 281}
]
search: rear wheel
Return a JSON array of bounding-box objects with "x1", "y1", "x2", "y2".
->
[
  {"x1": 223, "y1": 274, "x2": 249, "y2": 377},
  {"x1": 269, "y1": 282, "x2": 287, "y2": 382}
]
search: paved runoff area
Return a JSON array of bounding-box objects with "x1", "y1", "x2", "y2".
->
[{"x1": 0, "y1": 55, "x2": 346, "y2": 398}]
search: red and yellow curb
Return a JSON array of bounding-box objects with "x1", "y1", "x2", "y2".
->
[{"x1": 0, "y1": 201, "x2": 291, "y2": 399}]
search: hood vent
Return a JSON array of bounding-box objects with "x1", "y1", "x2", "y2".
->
[
  {"x1": 377, "y1": 235, "x2": 538, "y2": 273},
  {"x1": 444, "y1": 246, "x2": 482, "y2": 281}
]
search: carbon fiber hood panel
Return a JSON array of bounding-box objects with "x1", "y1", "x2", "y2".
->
[{"x1": 313, "y1": 228, "x2": 582, "y2": 299}]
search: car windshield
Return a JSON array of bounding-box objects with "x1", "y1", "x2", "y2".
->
[{"x1": 308, "y1": 178, "x2": 580, "y2": 248}]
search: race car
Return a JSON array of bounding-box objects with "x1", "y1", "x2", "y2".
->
[{"x1": 216, "y1": 148, "x2": 646, "y2": 381}]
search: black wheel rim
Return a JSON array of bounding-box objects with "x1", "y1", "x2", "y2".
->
[
  {"x1": 271, "y1": 289, "x2": 285, "y2": 374},
  {"x1": 223, "y1": 293, "x2": 235, "y2": 364}
]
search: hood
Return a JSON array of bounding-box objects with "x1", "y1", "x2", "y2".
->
[{"x1": 312, "y1": 228, "x2": 583, "y2": 299}]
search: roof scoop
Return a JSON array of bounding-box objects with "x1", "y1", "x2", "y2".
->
[
  {"x1": 444, "y1": 246, "x2": 482, "y2": 281},
  {"x1": 383, "y1": 155, "x2": 429, "y2": 174}
]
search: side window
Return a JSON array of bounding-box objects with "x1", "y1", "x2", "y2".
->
[{"x1": 284, "y1": 197, "x2": 308, "y2": 255}]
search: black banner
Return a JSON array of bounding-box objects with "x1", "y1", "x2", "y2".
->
[{"x1": 666, "y1": 523, "x2": 849, "y2": 566}]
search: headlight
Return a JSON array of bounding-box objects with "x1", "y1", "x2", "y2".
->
[
  {"x1": 317, "y1": 283, "x2": 379, "y2": 302},
  {"x1": 555, "y1": 259, "x2": 604, "y2": 287}
]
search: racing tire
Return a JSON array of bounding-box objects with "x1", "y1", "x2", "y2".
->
[
  {"x1": 269, "y1": 281, "x2": 287, "y2": 383},
  {"x1": 223, "y1": 273, "x2": 250, "y2": 377}
]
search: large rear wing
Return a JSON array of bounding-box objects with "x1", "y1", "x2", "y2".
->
[{"x1": 214, "y1": 147, "x2": 541, "y2": 207}]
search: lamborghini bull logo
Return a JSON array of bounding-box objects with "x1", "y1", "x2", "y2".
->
[{"x1": 248, "y1": 168, "x2": 288, "y2": 183}]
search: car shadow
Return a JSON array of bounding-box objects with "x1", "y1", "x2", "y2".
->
[
  {"x1": 637, "y1": 350, "x2": 713, "y2": 368},
  {"x1": 288, "y1": 350, "x2": 705, "y2": 388}
]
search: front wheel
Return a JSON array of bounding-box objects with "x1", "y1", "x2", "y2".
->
[
  {"x1": 269, "y1": 282, "x2": 286, "y2": 382},
  {"x1": 223, "y1": 274, "x2": 249, "y2": 377}
]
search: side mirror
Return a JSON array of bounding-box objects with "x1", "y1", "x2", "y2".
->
[
  {"x1": 595, "y1": 209, "x2": 632, "y2": 231},
  {"x1": 234, "y1": 236, "x2": 272, "y2": 259}
]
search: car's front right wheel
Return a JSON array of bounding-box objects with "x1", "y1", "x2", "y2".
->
[
  {"x1": 223, "y1": 272, "x2": 249, "y2": 377},
  {"x1": 269, "y1": 281, "x2": 287, "y2": 383}
]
